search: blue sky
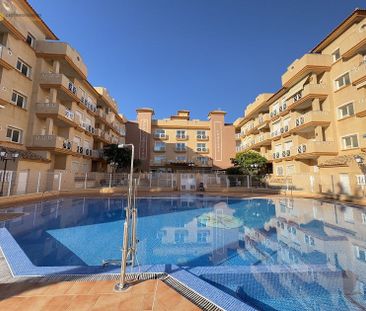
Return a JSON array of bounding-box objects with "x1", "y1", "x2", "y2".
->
[{"x1": 30, "y1": 0, "x2": 366, "y2": 122}]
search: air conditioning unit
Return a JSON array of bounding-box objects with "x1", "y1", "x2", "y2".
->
[
  {"x1": 296, "y1": 119, "x2": 300, "y2": 126},
  {"x1": 273, "y1": 153, "x2": 276, "y2": 159},
  {"x1": 300, "y1": 116, "x2": 305, "y2": 124},
  {"x1": 197, "y1": 148, "x2": 202, "y2": 151},
  {"x1": 302, "y1": 144, "x2": 307, "y2": 153},
  {"x1": 276, "y1": 152, "x2": 280, "y2": 159},
  {"x1": 284, "y1": 125, "x2": 289, "y2": 132},
  {"x1": 270, "y1": 112, "x2": 274, "y2": 117},
  {"x1": 286, "y1": 149, "x2": 291, "y2": 156},
  {"x1": 280, "y1": 127, "x2": 284, "y2": 134},
  {"x1": 279, "y1": 106, "x2": 283, "y2": 112},
  {"x1": 282, "y1": 150, "x2": 286, "y2": 157},
  {"x1": 283, "y1": 103, "x2": 287, "y2": 110}
]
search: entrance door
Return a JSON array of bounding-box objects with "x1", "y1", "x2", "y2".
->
[{"x1": 339, "y1": 173, "x2": 351, "y2": 195}]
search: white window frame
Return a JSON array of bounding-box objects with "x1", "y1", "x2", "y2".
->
[
  {"x1": 337, "y1": 102, "x2": 354, "y2": 119},
  {"x1": 176, "y1": 130, "x2": 186, "y2": 139},
  {"x1": 196, "y1": 142, "x2": 207, "y2": 152},
  {"x1": 6, "y1": 126, "x2": 22, "y2": 143},
  {"x1": 26, "y1": 33, "x2": 35, "y2": 48},
  {"x1": 331, "y1": 48, "x2": 341, "y2": 62},
  {"x1": 175, "y1": 142, "x2": 186, "y2": 151},
  {"x1": 341, "y1": 133, "x2": 359, "y2": 150},
  {"x1": 334, "y1": 72, "x2": 351, "y2": 90},
  {"x1": 16, "y1": 58, "x2": 32, "y2": 78},
  {"x1": 154, "y1": 141, "x2": 166, "y2": 151},
  {"x1": 11, "y1": 90, "x2": 27, "y2": 109},
  {"x1": 276, "y1": 165, "x2": 284, "y2": 176},
  {"x1": 197, "y1": 130, "x2": 206, "y2": 138}
]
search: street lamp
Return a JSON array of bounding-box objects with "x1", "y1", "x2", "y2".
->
[
  {"x1": 0, "y1": 151, "x2": 19, "y2": 196},
  {"x1": 115, "y1": 143, "x2": 137, "y2": 292}
]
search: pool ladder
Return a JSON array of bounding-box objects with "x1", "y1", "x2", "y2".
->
[{"x1": 102, "y1": 178, "x2": 139, "y2": 281}]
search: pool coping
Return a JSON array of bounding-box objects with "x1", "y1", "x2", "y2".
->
[{"x1": 0, "y1": 227, "x2": 257, "y2": 311}]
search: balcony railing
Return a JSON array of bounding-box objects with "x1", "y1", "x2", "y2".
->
[
  {"x1": 235, "y1": 133, "x2": 241, "y2": 140},
  {"x1": 32, "y1": 135, "x2": 76, "y2": 153},
  {"x1": 154, "y1": 133, "x2": 168, "y2": 140},
  {"x1": 36, "y1": 103, "x2": 75, "y2": 125},
  {"x1": 295, "y1": 141, "x2": 337, "y2": 157},
  {"x1": 291, "y1": 110, "x2": 331, "y2": 132},
  {"x1": 351, "y1": 61, "x2": 366, "y2": 85},
  {"x1": 197, "y1": 135, "x2": 209, "y2": 141},
  {"x1": 40, "y1": 73, "x2": 80, "y2": 101},
  {"x1": 196, "y1": 147, "x2": 209, "y2": 153},
  {"x1": 175, "y1": 147, "x2": 187, "y2": 152},
  {"x1": 0, "y1": 44, "x2": 15, "y2": 69},
  {"x1": 281, "y1": 54, "x2": 332, "y2": 87},
  {"x1": 340, "y1": 30, "x2": 366, "y2": 59},
  {"x1": 154, "y1": 147, "x2": 166, "y2": 152},
  {"x1": 288, "y1": 84, "x2": 330, "y2": 109},
  {"x1": 176, "y1": 135, "x2": 188, "y2": 140}
]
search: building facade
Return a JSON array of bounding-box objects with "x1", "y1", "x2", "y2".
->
[
  {"x1": 234, "y1": 9, "x2": 366, "y2": 195},
  {"x1": 0, "y1": 0, "x2": 126, "y2": 173},
  {"x1": 126, "y1": 109, "x2": 236, "y2": 172}
]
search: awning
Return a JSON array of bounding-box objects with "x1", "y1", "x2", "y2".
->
[{"x1": 286, "y1": 75, "x2": 310, "y2": 100}]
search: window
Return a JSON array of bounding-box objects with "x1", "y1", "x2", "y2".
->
[
  {"x1": 154, "y1": 129, "x2": 166, "y2": 138},
  {"x1": 26, "y1": 33, "x2": 35, "y2": 48},
  {"x1": 196, "y1": 143, "x2": 207, "y2": 152},
  {"x1": 11, "y1": 91, "x2": 27, "y2": 109},
  {"x1": 272, "y1": 121, "x2": 281, "y2": 136},
  {"x1": 6, "y1": 127, "x2": 22, "y2": 143},
  {"x1": 342, "y1": 134, "x2": 359, "y2": 149},
  {"x1": 176, "y1": 156, "x2": 186, "y2": 161},
  {"x1": 197, "y1": 130, "x2": 206, "y2": 139},
  {"x1": 174, "y1": 230, "x2": 188, "y2": 244},
  {"x1": 276, "y1": 166, "x2": 284, "y2": 176},
  {"x1": 304, "y1": 234, "x2": 315, "y2": 246},
  {"x1": 154, "y1": 141, "x2": 166, "y2": 151},
  {"x1": 175, "y1": 142, "x2": 186, "y2": 151},
  {"x1": 286, "y1": 165, "x2": 295, "y2": 175},
  {"x1": 355, "y1": 246, "x2": 366, "y2": 262},
  {"x1": 332, "y1": 48, "x2": 341, "y2": 62},
  {"x1": 197, "y1": 231, "x2": 210, "y2": 243},
  {"x1": 335, "y1": 72, "x2": 350, "y2": 90},
  {"x1": 338, "y1": 102, "x2": 354, "y2": 119},
  {"x1": 176, "y1": 130, "x2": 186, "y2": 139},
  {"x1": 197, "y1": 156, "x2": 209, "y2": 165},
  {"x1": 16, "y1": 58, "x2": 32, "y2": 78},
  {"x1": 154, "y1": 156, "x2": 166, "y2": 163},
  {"x1": 344, "y1": 206, "x2": 354, "y2": 223}
]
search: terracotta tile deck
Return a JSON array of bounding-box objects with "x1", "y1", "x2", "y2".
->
[{"x1": 0, "y1": 279, "x2": 201, "y2": 311}]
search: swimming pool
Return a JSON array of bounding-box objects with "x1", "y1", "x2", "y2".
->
[{"x1": 1, "y1": 195, "x2": 365, "y2": 310}]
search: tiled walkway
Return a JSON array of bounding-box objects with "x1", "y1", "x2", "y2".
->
[{"x1": 0, "y1": 279, "x2": 201, "y2": 311}]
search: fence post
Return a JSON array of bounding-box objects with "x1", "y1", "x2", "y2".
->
[
  {"x1": 109, "y1": 173, "x2": 112, "y2": 188},
  {"x1": 7, "y1": 171, "x2": 13, "y2": 196},
  {"x1": 247, "y1": 175, "x2": 250, "y2": 189},
  {"x1": 36, "y1": 172, "x2": 41, "y2": 193},
  {"x1": 58, "y1": 172, "x2": 63, "y2": 191},
  {"x1": 84, "y1": 172, "x2": 88, "y2": 189},
  {"x1": 149, "y1": 173, "x2": 152, "y2": 188},
  {"x1": 226, "y1": 177, "x2": 229, "y2": 189},
  {"x1": 171, "y1": 173, "x2": 174, "y2": 189}
]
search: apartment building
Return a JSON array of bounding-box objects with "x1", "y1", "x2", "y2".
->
[
  {"x1": 126, "y1": 108, "x2": 235, "y2": 172},
  {"x1": 0, "y1": 0, "x2": 126, "y2": 173},
  {"x1": 235, "y1": 9, "x2": 366, "y2": 195}
]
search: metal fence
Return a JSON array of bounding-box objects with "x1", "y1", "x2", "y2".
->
[{"x1": 1, "y1": 170, "x2": 366, "y2": 199}]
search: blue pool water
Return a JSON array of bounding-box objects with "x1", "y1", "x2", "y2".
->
[{"x1": 1, "y1": 195, "x2": 366, "y2": 311}]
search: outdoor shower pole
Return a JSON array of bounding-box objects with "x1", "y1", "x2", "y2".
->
[{"x1": 115, "y1": 143, "x2": 135, "y2": 292}]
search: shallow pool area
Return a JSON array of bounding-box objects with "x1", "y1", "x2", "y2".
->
[{"x1": 1, "y1": 195, "x2": 366, "y2": 310}]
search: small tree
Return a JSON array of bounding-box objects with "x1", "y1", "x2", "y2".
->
[
  {"x1": 230, "y1": 151, "x2": 267, "y2": 177},
  {"x1": 103, "y1": 144, "x2": 141, "y2": 172}
]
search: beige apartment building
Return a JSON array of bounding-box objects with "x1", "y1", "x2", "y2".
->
[
  {"x1": 0, "y1": 0, "x2": 126, "y2": 174},
  {"x1": 126, "y1": 109, "x2": 235, "y2": 172},
  {"x1": 235, "y1": 9, "x2": 366, "y2": 195}
]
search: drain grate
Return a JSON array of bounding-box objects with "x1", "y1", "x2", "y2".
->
[{"x1": 163, "y1": 275, "x2": 224, "y2": 311}]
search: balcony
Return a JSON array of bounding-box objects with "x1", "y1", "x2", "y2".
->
[
  {"x1": 354, "y1": 96, "x2": 366, "y2": 117},
  {"x1": 106, "y1": 112, "x2": 115, "y2": 124},
  {"x1": 235, "y1": 133, "x2": 241, "y2": 140},
  {"x1": 154, "y1": 148, "x2": 166, "y2": 153},
  {"x1": 154, "y1": 133, "x2": 169, "y2": 140},
  {"x1": 31, "y1": 135, "x2": 77, "y2": 154},
  {"x1": 96, "y1": 108, "x2": 107, "y2": 121},
  {"x1": 35, "y1": 103, "x2": 75, "y2": 127},
  {"x1": 197, "y1": 135, "x2": 209, "y2": 141},
  {"x1": 253, "y1": 132, "x2": 271, "y2": 147},
  {"x1": 0, "y1": 44, "x2": 16, "y2": 70},
  {"x1": 257, "y1": 114, "x2": 271, "y2": 130},
  {"x1": 294, "y1": 141, "x2": 337, "y2": 159},
  {"x1": 35, "y1": 41, "x2": 87, "y2": 79},
  {"x1": 351, "y1": 62, "x2": 366, "y2": 86},
  {"x1": 39, "y1": 73, "x2": 79, "y2": 102},
  {"x1": 175, "y1": 147, "x2": 187, "y2": 153},
  {"x1": 176, "y1": 135, "x2": 188, "y2": 141},
  {"x1": 272, "y1": 149, "x2": 294, "y2": 161},
  {"x1": 291, "y1": 111, "x2": 331, "y2": 133},
  {"x1": 281, "y1": 54, "x2": 332, "y2": 88},
  {"x1": 340, "y1": 29, "x2": 366, "y2": 59},
  {"x1": 287, "y1": 83, "x2": 330, "y2": 110}
]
